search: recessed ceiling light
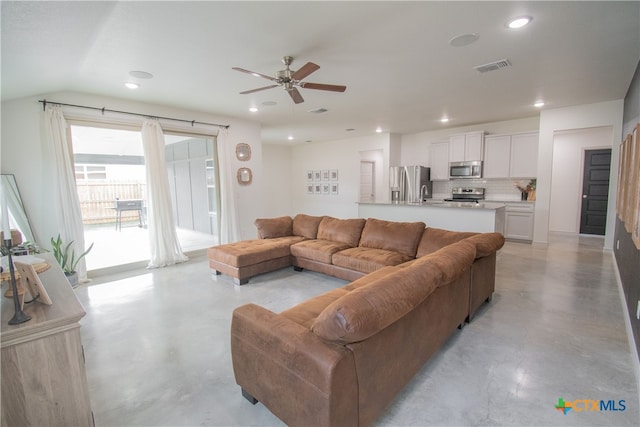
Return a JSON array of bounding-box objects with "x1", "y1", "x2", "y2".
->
[
  {"x1": 124, "y1": 82, "x2": 139, "y2": 89},
  {"x1": 507, "y1": 16, "x2": 532, "y2": 29},
  {"x1": 449, "y1": 33, "x2": 479, "y2": 47},
  {"x1": 534, "y1": 101, "x2": 545, "y2": 108},
  {"x1": 440, "y1": 117, "x2": 450, "y2": 123},
  {"x1": 249, "y1": 106, "x2": 258, "y2": 112},
  {"x1": 375, "y1": 127, "x2": 382, "y2": 133},
  {"x1": 129, "y1": 70, "x2": 153, "y2": 79},
  {"x1": 287, "y1": 135, "x2": 294, "y2": 141}
]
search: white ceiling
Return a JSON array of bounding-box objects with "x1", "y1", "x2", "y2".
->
[{"x1": 2, "y1": 1, "x2": 639, "y2": 145}]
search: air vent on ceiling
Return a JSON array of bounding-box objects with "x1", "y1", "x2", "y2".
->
[
  {"x1": 473, "y1": 59, "x2": 512, "y2": 73},
  {"x1": 308, "y1": 107, "x2": 328, "y2": 114}
]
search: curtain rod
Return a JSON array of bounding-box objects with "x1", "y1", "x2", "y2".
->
[{"x1": 38, "y1": 99, "x2": 230, "y2": 129}]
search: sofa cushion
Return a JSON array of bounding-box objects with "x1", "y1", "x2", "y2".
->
[
  {"x1": 359, "y1": 218, "x2": 426, "y2": 258},
  {"x1": 411, "y1": 239, "x2": 476, "y2": 284},
  {"x1": 332, "y1": 247, "x2": 413, "y2": 274},
  {"x1": 317, "y1": 217, "x2": 366, "y2": 247},
  {"x1": 280, "y1": 288, "x2": 350, "y2": 329},
  {"x1": 254, "y1": 216, "x2": 293, "y2": 239},
  {"x1": 291, "y1": 239, "x2": 353, "y2": 264},
  {"x1": 416, "y1": 227, "x2": 477, "y2": 258},
  {"x1": 311, "y1": 260, "x2": 442, "y2": 344},
  {"x1": 465, "y1": 232, "x2": 505, "y2": 258},
  {"x1": 207, "y1": 236, "x2": 304, "y2": 267},
  {"x1": 293, "y1": 214, "x2": 325, "y2": 239},
  {"x1": 342, "y1": 266, "x2": 399, "y2": 291}
]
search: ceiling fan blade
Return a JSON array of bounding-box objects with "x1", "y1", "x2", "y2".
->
[
  {"x1": 240, "y1": 85, "x2": 279, "y2": 94},
  {"x1": 232, "y1": 67, "x2": 277, "y2": 82},
  {"x1": 288, "y1": 87, "x2": 304, "y2": 104},
  {"x1": 291, "y1": 62, "x2": 320, "y2": 81},
  {"x1": 299, "y1": 82, "x2": 347, "y2": 92}
]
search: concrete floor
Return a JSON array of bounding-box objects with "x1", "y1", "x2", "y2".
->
[
  {"x1": 75, "y1": 233, "x2": 640, "y2": 426},
  {"x1": 83, "y1": 222, "x2": 218, "y2": 271}
]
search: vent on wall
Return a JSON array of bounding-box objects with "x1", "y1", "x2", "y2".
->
[{"x1": 473, "y1": 59, "x2": 512, "y2": 73}]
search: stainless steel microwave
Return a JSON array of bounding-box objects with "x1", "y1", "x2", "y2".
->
[{"x1": 449, "y1": 160, "x2": 482, "y2": 179}]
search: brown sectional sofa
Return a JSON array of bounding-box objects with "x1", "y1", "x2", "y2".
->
[{"x1": 208, "y1": 214, "x2": 505, "y2": 426}]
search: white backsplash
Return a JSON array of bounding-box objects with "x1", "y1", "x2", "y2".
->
[{"x1": 432, "y1": 179, "x2": 530, "y2": 201}]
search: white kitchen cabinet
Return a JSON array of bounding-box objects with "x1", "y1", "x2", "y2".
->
[
  {"x1": 429, "y1": 140, "x2": 450, "y2": 181},
  {"x1": 504, "y1": 202, "x2": 534, "y2": 242},
  {"x1": 482, "y1": 132, "x2": 539, "y2": 179},
  {"x1": 510, "y1": 132, "x2": 539, "y2": 178},
  {"x1": 483, "y1": 135, "x2": 511, "y2": 178},
  {"x1": 449, "y1": 131, "x2": 484, "y2": 162}
]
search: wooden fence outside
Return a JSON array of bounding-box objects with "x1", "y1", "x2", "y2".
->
[{"x1": 76, "y1": 181, "x2": 146, "y2": 225}]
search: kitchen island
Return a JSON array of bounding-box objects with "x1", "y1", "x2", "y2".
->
[{"x1": 358, "y1": 200, "x2": 505, "y2": 233}]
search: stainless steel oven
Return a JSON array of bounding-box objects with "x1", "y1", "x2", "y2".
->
[{"x1": 449, "y1": 160, "x2": 482, "y2": 179}]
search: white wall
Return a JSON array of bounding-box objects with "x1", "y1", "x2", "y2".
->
[
  {"x1": 536, "y1": 100, "x2": 624, "y2": 248},
  {"x1": 290, "y1": 133, "x2": 392, "y2": 218},
  {"x1": 549, "y1": 126, "x2": 613, "y2": 233},
  {"x1": 262, "y1": 144, "x2": 293, "y2": 218},
  {"x1": 0, "y1": 91, "x2": 263, "y2": 245}
]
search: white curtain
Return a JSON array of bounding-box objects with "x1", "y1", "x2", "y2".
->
[
  {"x1": 44, "y1": 105, "x2": 88, "y2": 280},
  {"x1": 141, "y1": 118, "x2": 188, "y2": 268},
  {"x1": 216, "y1": 131, "x2": 240, "y2": 243}
]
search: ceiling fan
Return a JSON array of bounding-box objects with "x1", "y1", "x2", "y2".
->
[{"x1": 232, "y1": 56, "x2": 346, "y2": 104}]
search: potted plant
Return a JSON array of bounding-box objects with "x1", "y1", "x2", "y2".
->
[{"x1": 50, "y1": 234, "x2": 94, "y2": 287}]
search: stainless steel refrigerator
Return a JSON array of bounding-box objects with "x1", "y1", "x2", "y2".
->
[{"x1": 389, "y1": 165, "x2": 432, "y2": 203}]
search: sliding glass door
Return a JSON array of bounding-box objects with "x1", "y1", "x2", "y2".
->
[{"x1": 69, "y1": 123, "x2": 219, "y2": 272}]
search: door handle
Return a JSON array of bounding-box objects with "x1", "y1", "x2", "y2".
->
[{"x1": 582, "y1": 195, "x2": 588, "y2": 199}]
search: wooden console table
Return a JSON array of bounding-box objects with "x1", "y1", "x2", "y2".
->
[{"x1": 1, "y1": 253, "x2": 93, "y2": 426}]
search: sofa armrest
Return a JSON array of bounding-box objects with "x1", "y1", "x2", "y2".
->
[{"x1": 231, "y1": 304, "x2": 358, "y2": 426}]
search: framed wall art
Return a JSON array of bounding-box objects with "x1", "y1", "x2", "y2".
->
[
  {"x1": 14, "y1": 261, "x2": 52, "y2": 305},
  {"x1": 632, "y1": 125, "x2": 640, "y2": 249},
  {"x1": 331, "y1": 183, "x2": 339, "y2": 195},
  {"x1": 624, "y1": 129, "x2": 637, "y2": 233}
]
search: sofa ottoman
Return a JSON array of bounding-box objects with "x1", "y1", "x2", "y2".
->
[{"x1": 208, "y1": 236, "x2": 304, "y2": 285}]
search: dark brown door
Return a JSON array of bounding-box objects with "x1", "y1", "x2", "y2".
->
[{"x1": 580, "y1": 149, "x2": 611, "y2": 235}]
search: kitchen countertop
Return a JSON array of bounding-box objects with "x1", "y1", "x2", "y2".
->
[{"x1": 357, "y1": 200, "x2": 507, "y2": 210}]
